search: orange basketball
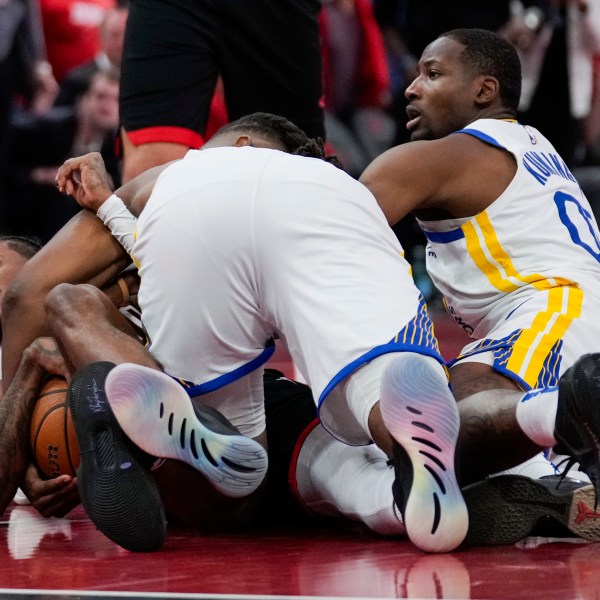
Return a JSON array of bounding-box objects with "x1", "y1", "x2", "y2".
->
[{"x1": 30, "y1": 376, "x2": 80, "y2": 478}]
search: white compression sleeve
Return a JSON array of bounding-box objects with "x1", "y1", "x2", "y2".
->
[{"x1": 96, "y1": 194, "x2": 136, "y2": 254}]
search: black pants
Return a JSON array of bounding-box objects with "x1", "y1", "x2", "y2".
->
[
  {"x1": 120, "y1": 0, "x2": 325, "y2": 139},
  {"x1": 258, "y1": 368, "x2": 318, "y2": 525}
]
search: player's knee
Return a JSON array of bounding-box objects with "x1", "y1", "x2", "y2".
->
[{"x1": 45, "y1": 283, "x2": 103, "y2": 323}]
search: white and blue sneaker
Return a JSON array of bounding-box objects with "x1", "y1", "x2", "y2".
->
[
  {"x1": 105, "y1": 363, "x2": 268, "y2": 498},
  {"x1": 380, "y1": 353, "x2": 468, "y2": 553}
]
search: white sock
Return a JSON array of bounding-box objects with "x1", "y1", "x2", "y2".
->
[
  {"x1": 294, "y1": 424, "x2": 406, "y2": 536},
  {"x1": 515, "y1": 386, "x2": 559, "y2": 447}
]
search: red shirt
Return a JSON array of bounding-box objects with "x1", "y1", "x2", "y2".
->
[{"x1": 40, "y1": 0, "x2": 115, "y2": 81}]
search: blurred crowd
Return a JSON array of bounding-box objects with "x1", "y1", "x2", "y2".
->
[{"x1": 1, "y1": 0, "x2": 599, "y2": 256}]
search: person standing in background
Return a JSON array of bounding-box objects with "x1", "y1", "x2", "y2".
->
[
  {"x1": 39, "y1": 0, "x2": 116, "y2": 83},
  {"x1": 118, "y1": 0, "x2": 325, "y2": 183},
  {"x1": 54, "y1": 3, "x2": 128, "y2": 107},
  {"x1": 0, "y1": 0, "x2": 58, "y2": 234}
]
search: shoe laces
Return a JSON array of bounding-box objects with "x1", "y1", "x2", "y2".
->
[{"x1": 554, "y1": 455, "x2": 599, "y2": 509}]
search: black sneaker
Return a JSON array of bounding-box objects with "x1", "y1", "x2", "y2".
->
[
  {"x1": 380, "y1": 353, "x2": 468, "y2": 553},
  {"x1": 69, "y1": 361, "x2": 167, "y2": 552},
  {"x1": 554, "y1": 353, "x2": 600, "y2": 496},
  {"x1": 463, "y1": 474, "x2": 600, "y2": 545},
  {"x1": 104, "y1": 363, "x2": 268, "y2": 498}
]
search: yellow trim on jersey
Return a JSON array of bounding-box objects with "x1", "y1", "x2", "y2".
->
[
  {"x1": 463, "y1": 212, "x2": 575, "y2": 291},
  {"x1": 131, "y1": 225, "x2": 141, "y2": 269},
  {"x1": 506, "y1": 286, "x2": 583, "y2": 387}
]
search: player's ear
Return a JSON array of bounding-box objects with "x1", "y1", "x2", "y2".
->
[
  {"x1": 475, "y1": 75, "x2": 500, "y2": 106},
  {"x1": 234, "y1": 135, "x2": 252, "y2": 147}
]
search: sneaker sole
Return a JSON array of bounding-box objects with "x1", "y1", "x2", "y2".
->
[
  {"x1": 104, "y1": 363, "x2": 268, "y2": 498},
  {"x1": 464, "y1": 474, "x2": 600, "y2": 545},
  {"x1": 381, "y1": 354, "x2": 468, "y2": 553},
  {"x1": 69, "y1": 362, "x2": 166, "y2": 552}
]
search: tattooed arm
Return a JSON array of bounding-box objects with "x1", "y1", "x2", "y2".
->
[{"x1": 0, "y1": 337, "x2": 69, "y2": 516}]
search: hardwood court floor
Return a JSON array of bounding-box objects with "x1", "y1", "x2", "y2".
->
[
  {"x1": 2, "y1": 501, "x2": 600, "y2": 600},
  {"x1": 4, "y1": 309, "x2": 599, "y2": 600}
]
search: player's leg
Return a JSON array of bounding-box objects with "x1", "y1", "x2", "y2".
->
[
  {"x1": 44, "y1": 283, "x2": 267, "y2": 550},
  {"x1": 255, "y1": 157, "x2": 466, "y2": 551},
  {"x1": 451, "y1": 360, "x2": 537, "y2": 482},
  {"x1": 219, "y1": 0, "x2": 324, "y2": 139},
  {"x1": 447, "y1": 301, "x2": 600, "y2": 545},
  {"x1": 322, "y1": 350, "x2": 467, "y2": 553},
  {"x1": 450, "y1": 289, "x2": 600, "y2": 486},
  {"x1": 119, "y1": 0, "x2": 219, "y2": 181},
  {"x1": 119, "y1": 133, "x2": 191, "y2": 185},
  {"x1": 293, "y1": 420, "x2": 405, "y2": 536},
  {"x1": 44, "y1": 284, "x2": 165, "y2": 550},
  {"x1": 45, "y1": 283, "x2": 156, "y2": 372}
]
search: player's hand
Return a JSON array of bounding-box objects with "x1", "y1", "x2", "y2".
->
[
  {"x1": 23, "y1": 337, "x2": 70, "y2": 382},
  {"x1": 21, "y1": 464, "x2": 80, "y2": 518},
  {"x1": 55, "y1": 152, "x2": 114, "y2": 212}
]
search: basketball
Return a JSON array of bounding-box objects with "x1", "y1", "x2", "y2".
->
[{"x1": 30, "y1": 376, "x2": 80, "y2": 478}]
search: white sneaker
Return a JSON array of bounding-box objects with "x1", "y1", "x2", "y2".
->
[
  {"x1": 105, "y1": 363, "x2": 268, "y2": 498},
  {"x1": 380, "y1": 353, "x2": 468, "y2": 553}
]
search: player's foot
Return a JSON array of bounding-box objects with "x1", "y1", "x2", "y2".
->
[
  {"x1": 464, "y1": 474, "x2": 600, "y2": 545},
  {"x1": 380, "y1": 353, "x2": 468, "y2": 552},
  {"x1": 104, "y1": 363, "x2": 268, "y2": 498},
  {"x1": 68, "y1": 361, "x2": 166, "y2": 552},
  {"x1": 554, "y1": 353, "x2": 600, "y2": 497}
]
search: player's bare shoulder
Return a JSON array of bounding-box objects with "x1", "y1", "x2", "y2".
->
[{"x1": 428, "y1": 133, "x2": 517, "y2": 218}]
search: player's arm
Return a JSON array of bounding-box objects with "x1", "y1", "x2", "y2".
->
[
  {"x1": 1, "y1": 210, "x2": 130, "y2": 391},
  {"x1": 56, "y1": 152, "x2": 174, "y2": 217},
  {"x1": 2, "y1": 153, "x2": 171, "y2": 390},
  {"x1": 359, "y1": 141, "x2": 440, "y2": 225},
  {"x1": 360, "y1": 137, "x2": 470, "y2": 225},
  {"x1": 0, "y1": 337, "x2": 68, "y2": 516}
]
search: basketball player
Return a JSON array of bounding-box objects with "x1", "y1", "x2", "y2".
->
[
  {"x1": 118, "y1": 0, "x2": 324, "y2": 182},
  {"x1": 359, "y1": 28, "x2": 600, "y2": 540},
  {"x1": 1, "y1": 114, "x2": 463, "y2": 553},
  {"x1": 7, "y1": 112, "x2": 599, "y2": 550},
  {"x1": 50, "y1": 113, "x2": 467, "y2": 554},
  {"x1": 0, "y1": 236, "x2": 45, "y2": 506},
  {"x1": 0, "y1": 236, "x2": 41, "y2": 391},
  {"x1": 0, "y1": 336, "x2": 69, "y2": 515}
]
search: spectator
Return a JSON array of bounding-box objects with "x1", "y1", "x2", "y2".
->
[
  {"x1": 54, "y1": 3, "x2": 128, "y2": 107},
  {"x1": 320, "y1": 0, "x2": 396, "y2": 177},
  {"x1": 39, "y1": 0, "x2": 116, "y2": 82},
  {"x1": 6, "y1": 69, "x2": 120, "y2": 241},
  {"x1": 512, "y1": 0, "x2": 600, "y2": 167},
  {"x1": 0, "y1": 0, "x2": 58, "y2": 234}
]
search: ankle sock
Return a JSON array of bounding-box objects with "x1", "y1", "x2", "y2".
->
[{"x1": 515, "y1": 386, "x2": 559, "y2": 447}]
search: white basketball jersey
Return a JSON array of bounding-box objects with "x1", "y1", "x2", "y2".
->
[{"x1": 417, "y1": 118, "x2": 600, "y2": 341}]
